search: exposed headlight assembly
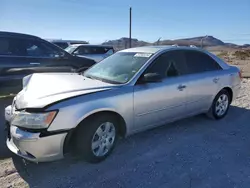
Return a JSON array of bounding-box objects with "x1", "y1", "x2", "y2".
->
[{"x1": 11, "y1": 111, "x2": 57, "y2": 129}]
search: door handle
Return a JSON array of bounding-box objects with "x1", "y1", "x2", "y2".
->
[
  {"x1": 30, "y1": 63, "x2": 40, "y2": 65},
  {"x1": 213, "y1": 78, "x2": 219, "y2": 83},
  {"x1": 177, "y1": 84, "x2": 186, "y2": 91}
]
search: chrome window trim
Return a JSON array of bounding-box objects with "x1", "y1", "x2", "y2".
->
[{"x1": 127, "y1": 47, "x2": 228, "y2": 86}]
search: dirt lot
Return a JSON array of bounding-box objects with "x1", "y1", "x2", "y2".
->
[
  {"x1": 0, "y1": 79, "x2": 250, "y2": 188},
  {"x1": 209, "y1": 49, "x2": 250, "y2": 78}
]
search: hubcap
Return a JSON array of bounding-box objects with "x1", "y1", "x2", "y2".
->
[
  {"x1": 215, "y1": 94, "x2": 229, "y2": 116},
  {"x1": 91, "y1": 122, "x2": 116, "y2": 157}
]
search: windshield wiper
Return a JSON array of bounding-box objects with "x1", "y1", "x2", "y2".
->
[
  {"x1": 99, "y1": 78, "x2": 122, "y2": 84},
  {"x1": 84, "y1": 75, "x2": 122, "y2": 84},
  {"x1": 84, "y1": 75, "x2": 94, "y2": 80}
]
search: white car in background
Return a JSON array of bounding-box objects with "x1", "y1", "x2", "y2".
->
[
  {"x1": 48, "y1": 39, "x2": 88, "y2": 49},
  {"x1": 65, "y1": 44, "x2": 115, "y2": 62}
]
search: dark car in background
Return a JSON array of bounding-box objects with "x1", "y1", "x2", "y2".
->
[
  {"x1": 65, "y1": 44, "x2": 115, "y2": 62},
  {"x1": 0, "y1": 31, "x2": 96, "y2": 93},
  {"x1": 48, "y1": 39, "x2": 89, "y2": 49}
]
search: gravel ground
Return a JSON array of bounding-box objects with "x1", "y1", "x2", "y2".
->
[{"x1": 0, "y1": 79, "x2": 250, "y2": 188}]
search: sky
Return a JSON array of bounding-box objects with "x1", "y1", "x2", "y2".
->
[{"x1": 1, "y1": 0, "x2": 250, "y2": 44}]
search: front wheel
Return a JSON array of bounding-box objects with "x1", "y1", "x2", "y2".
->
[
  {"x1": 207, "y1": 89, "x2": 230, "y2": 119},
  {"x1": 75, "y1": 114, "x2": 118, "y2": 163}
]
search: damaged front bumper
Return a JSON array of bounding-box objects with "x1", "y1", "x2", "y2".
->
[{"x1": 5, "y1": 105, "x2": 67, "y2": 162}]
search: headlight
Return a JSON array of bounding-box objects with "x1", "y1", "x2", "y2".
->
[{"x1": 11, "y1": 111, "x2": 57, "y2": 129}]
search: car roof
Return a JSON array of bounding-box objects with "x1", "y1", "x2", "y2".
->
[
  {"x1": 120, "y1": 45, "x2": 205, "y2": 54},
  {"x1": 0, "y1": 31, "x2": 40, "y2": 40},
  {"x1": 70, "y1": 44, "x2": 114, "y2": 48},
  {"x1": 49, "y1": 39, "x2": 88, "y2": 44}
]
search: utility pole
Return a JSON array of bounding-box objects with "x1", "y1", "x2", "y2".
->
[
  {"x1": 129, "y1": 7, "x2": 132, "y2": 48},
  {"x1": 156, "y1": 37, "x2": 161, "y2": 45},
  {"x1": 201, "y1": 35, "x2": 208, "y2": 48}
]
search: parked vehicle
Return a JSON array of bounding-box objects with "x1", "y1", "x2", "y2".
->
[
  {"x1": 5, "y1": 46, "x2": 241, "y2": 163},
  {"x1": 48, "y1": 39, "x2": 88, "y2": 49},
  {"x1": 0, "y1": 31, "x2": 96, "y2": 92},
  {"x1": 65, "y1": 44, "x2": 114, "y2": 62}
]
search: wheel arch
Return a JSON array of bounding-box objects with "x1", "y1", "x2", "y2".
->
[
  {"x1": 221, "y1": 86, "x2": 233, "y2": 103},
  {"x1": 63, "y1": 109, "x2": 127, "y2": 154}
]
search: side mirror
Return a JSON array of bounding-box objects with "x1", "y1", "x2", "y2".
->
[{"x1": 141, "y1": 73, "x2": 162, "y2": 83}]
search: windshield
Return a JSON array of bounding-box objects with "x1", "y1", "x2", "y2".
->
[
  {"x1": 65, "y1": 45, "x2": 78, "y2": 54},
  {"x1": 84, "y1": 52, "x2": 152, "y2": 84}
]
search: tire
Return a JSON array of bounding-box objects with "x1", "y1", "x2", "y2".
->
[
  {"x1": 75, "y1": 114, "x2": 118, "y2": 163},
  {"x1": 207, "y1": 89, "x2": 231, "y2": 120}
]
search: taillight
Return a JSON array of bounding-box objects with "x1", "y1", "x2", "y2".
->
[{"x1": 238, "y1": 70, "x2": 243, "y2": 80}]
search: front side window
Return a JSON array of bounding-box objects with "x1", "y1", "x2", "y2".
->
[
  {"x1": 24, "y1": 39, "x2": 59, "y2": 57},
  {"x1": 184, "y1": 51, "x2": 222, "y2": 74},
  {"x1": 84, "y1": 52, "x2": 153, "y2": 84},
  {"x1": 0, "y1": 38, "x2": 59, "y2": 57},
  {"x1": 144, "y1": 50, "x2": 187, "y2": 78}
]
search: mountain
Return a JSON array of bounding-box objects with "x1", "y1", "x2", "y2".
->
[
  {"x1": 102, "y1": 36, "x2": 249, "y2": 51},
  {"x1": 103, "y1": 37, "x2": 150, "y2": 51},
  {"x1": 158, "y1": 36, "x2": 225, "y2": 47},
  {"x1": 242, "y1": 44, "x2": 250, "y2": 48}
]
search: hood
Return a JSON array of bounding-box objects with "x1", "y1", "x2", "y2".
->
[{"x1": 15, "y1": 73, "x2": 115, "y2": 109}]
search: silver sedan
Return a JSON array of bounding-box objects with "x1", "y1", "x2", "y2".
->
[{"x1": 5, "y1": 46, "x2": 241, "y2": 163}]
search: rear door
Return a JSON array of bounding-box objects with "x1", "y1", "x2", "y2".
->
[{"x1": 183, "y1": 50, "x2": 223, "y2": 114}]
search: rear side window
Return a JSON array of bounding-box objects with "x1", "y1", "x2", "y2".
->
[
  {"x1": 184, "y1": 51, "x2": 221, "y2": 74},
  {"x1": 75, "y1": 46, "x2": 114, "y2": 55}
]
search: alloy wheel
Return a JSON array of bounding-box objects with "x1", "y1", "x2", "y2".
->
[
  {"x1": 91, "y1": 122, "x2": 116, "y2": 157},
  {"x1": 215, "y1": 94, "x2": 229, "y2": 117}
]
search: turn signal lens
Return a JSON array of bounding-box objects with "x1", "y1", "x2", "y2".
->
[{"x1": 11, "y1": 111, "x2": 58, "y2": 129}]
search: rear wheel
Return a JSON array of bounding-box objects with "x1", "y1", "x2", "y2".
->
[
  {"x1": 207, "y1": 89, "x2": 230, "y2": 119},
  {"x1": 75, "y1": 114, "x2": 118, "y2": 163}
]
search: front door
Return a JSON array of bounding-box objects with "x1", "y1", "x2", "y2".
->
[
  {"x1": 0, "y1": 37, "x2": 36, "y2": 92},
  {"x1": 133, "y1": 50, "x2": 189, "y2": 131},
  {"x1": 21, "y1": 39, "x2": 76, "y2": 73}
]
